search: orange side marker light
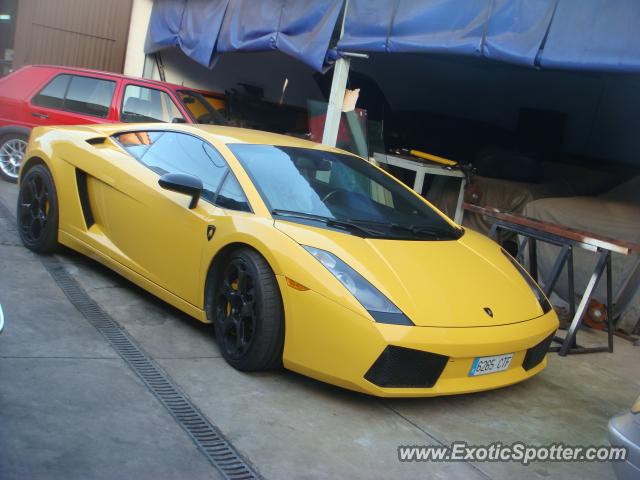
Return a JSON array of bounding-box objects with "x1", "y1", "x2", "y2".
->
[{"x1": 286, "y1": 277, "x2": 309, "y2": 291}]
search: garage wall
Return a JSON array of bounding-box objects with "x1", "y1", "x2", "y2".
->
[
  {"x1": 149, "y1": 44, "x2": 640, "y2": 166},
  {"x1": 151, "y1": 46, "x2": 640, "y2": 166},
  {"x1": 13, "y1": 0, "x2": 133, "y2": 73},
  {"x1": 587, "y1": 75, "x2": 640, "y2": 164},
  {"x1": 352, "y1": 54, "x2": 640, "y2": 166},
  {"x1": 154, "y1": 47, "x2": 324, "y2": 108},
  {"x1": 120, "y1": 2, "x2": 639, "y2": 166},
  {"x1": 121, "y1": 0, "x2": 324, "y2": 106}
]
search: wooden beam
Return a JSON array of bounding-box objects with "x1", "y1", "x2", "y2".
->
[{"x1": 463, "y1": 203, "x2": 640, "y2": 255}]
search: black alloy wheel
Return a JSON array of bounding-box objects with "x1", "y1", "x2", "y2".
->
[
  {"x1": 17, "y1": 164, "x2": 59, "y2": 252},
  {"x1": 213, "y1": 249, "x2": 284, "y2": 371}
]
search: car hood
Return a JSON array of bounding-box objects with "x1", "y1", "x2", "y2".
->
[{"x1": 275, "y1": 221, "x2": 544, "y2": 327}]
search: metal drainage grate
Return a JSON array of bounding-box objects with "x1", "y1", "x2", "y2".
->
[
  {"x1": 40, "y1": 257, "x2": 261, "y2": 480},
  {"x1": 0, "y1": 201, "x2": 261, "y2": 480},
  {"x1": 0, "y1": 199, "x2": 258, "y2": 478}
]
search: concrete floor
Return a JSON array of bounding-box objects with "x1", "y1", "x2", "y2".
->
[{"x1": 0, "y1": 180, "x2": 638, "y2": 480}]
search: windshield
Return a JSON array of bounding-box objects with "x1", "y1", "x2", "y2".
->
[
  {"x1": 229, "y1": 145, "x2": 462, "y2": 240},
  {"x1": 177, "y1": 90, "x2": 228, "y2": 125}
]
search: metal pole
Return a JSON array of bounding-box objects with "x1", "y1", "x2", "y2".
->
[
  {"x1": 559, "y1": 250, "x2": 608, "y2": 356},
  {"x1": 606, "y1": 252, "x2": 614, "y2": 352},
  {"x1": 567, "y1": 247, "x2": 575, "y2": 320},
  {"x1": 529, "y1": 238, "x2": 538, "y2": 282},
  {"x1": 321, "y1": 0, "x2": 351, "y2": 147},
  {"x1": 142, "y1": 54, "x2": 155, "y2": 79},
  {"x1": 543, "y1": 244, "x2": 570, "y2": 297}
]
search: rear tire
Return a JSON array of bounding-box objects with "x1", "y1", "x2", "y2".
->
[
  {"x1": 211, "y1": 248, "x2": 284, "y2": 371},
  {"x1": 0, "y1": 134, "x2": 28, "y2": 183},
  {"x1": 17, "y1": 164, "x2": 59, "y2": 253}
]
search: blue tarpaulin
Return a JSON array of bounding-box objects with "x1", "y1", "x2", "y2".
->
[
  {"x1": 215, "y1": 0, "x2": 343, "y2": 72},
  {"x1": 483, "y1": 0, "x2": 557, "y2": 66},
  {"x1": 145, "y1": 0, "x2": 183, "y2": 53},
  {"x1": 145, "y1": 0, "x2": 342, "y2": 72},
  {"x1": 337, "y1": 0, "x2": 557, "y2": 68},
  {"x1": 145, "y1": 0, "x2": 640, "y2": 73},
  {"x1": 338, "y1": 0, "x2": 493, "y2": 57},
  {"x1": 539, "y1": 0, "x2": 640, "y2": 72}
]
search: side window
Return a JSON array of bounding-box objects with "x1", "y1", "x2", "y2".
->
[
  {"x1": 64, "y1": 75, "x2": 115, "y2": 118},
  {"x1": 113, "y1": 131, "x2": 236, "y2": 207},
  {"x1": 217, "y1": 174, "x2": 251, "y2": 212},
  {"x1": 32, "y1": 74, "x2": 70, "y2": 109},
  {"x1": 121, "y1": 85, "x2": 185, "y2": 123},
  {"x1": 32, "y1": 74, "x2": 115, "y2": 117}
]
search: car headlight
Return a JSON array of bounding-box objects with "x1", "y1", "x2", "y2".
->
[
  {"x1": 303, "y1": 246, "x2": 414, "y2": 326},
  {"x1": 501, "y1": 248, "x2": 552, "y2": 314}
]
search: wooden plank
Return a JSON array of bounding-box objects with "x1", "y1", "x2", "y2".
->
[{"x1": 463, "y1": 203, "x2": 640, "y2": 255}]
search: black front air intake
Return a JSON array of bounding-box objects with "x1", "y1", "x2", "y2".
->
[
  {"x1": 522, "y1": 334, "x2": 554, "y2": 371},
  {"x1": 364, "y1": 346, "x2": 449, "y2": 388}
]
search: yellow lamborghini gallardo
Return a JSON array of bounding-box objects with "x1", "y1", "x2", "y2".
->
[{"x1": 18, "y1": 123, "x2": 558, "y2": 397}]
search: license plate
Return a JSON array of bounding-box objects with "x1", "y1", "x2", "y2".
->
[{"x1": 469, "y1": 353, "x2": 513, "y2": 376}]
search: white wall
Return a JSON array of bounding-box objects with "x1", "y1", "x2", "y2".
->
[{"x1": 122, "y1": 0, "x2": 153, "y2": 78}]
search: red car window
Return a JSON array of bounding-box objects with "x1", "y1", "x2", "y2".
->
[
  {"x1": 32, "y1": 74, "x2": 71, "y2": 109},
  {"x1": 64, "y1": 76, "x2": 115, "y2": 118},
  {"x1": 32, "y1": 73, "x2": 116, "y2": 119},
  {"x1": 121, "y1": 84, "x2": 185, "y2": 123}
]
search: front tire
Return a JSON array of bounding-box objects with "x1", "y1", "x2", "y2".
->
[
  {"x1": 212, "y1": 248, "x2": 284, "y2": 371},
  {"x1": 17, "y1": 164, "x2": 59, "y2": 253},
  {"x1": 0, "y1": 134, "x2": 28, "y2": 183}
]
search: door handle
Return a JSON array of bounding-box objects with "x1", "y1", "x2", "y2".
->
[{"x1": 32, "y1": 112, "x2": 48, "y2": 119}]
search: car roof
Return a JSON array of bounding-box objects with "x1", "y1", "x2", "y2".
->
[
  {"x1": 24, "y1": 64, "x2": 222, "y2": 96},
  {"x1": 195, "y1": 125, "x2": 324, "y2": 148},
  {"x1": 79, "y1": 122, "x2": 343, "y2": 152}
]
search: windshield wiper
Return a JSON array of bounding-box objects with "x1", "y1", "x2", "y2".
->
[
  {"x1": 390, "y1": 223, "x2": 463, "y2": 239},
  {"x1": 271, "y1": 209, "x2": 384, "y2": 237},
  {"x1": 346, "y1": 218, "x2": 461, "y2": 239}
]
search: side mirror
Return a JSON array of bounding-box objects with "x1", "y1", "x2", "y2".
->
[{"x1": 158, "y1": 173, "x2": 203, "y2": 209}]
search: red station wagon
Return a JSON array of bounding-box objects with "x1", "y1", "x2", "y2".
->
[{"x1": 0, "y1": 65, "x2": 226, "y2": 182}]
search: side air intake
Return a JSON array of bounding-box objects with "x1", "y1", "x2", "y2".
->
[
  {"x1": 85, "y1": 137, "x2": 107, "y2": 145},
  {"x1": 75, "y1": 169, "x2": 94, "y2": 228}
]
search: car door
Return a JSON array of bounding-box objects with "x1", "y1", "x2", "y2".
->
[
  {"x1": 87, "y1": 129, "x2": 250, "y2": 307},
  {"x1": 28, "y1": 73, "x2": 118, "y2": 126},
  {"x1": 118, "y1": 82, "x2": 188, "y2": 124}
]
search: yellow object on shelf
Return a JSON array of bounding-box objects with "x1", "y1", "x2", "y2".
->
[{"x1": 409, "y1": 149, "x2": 458, "y2": 167}]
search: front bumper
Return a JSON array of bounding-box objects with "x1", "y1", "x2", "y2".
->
[{"x1": 280, "y1": 280, "x2": 558, "y2": 397}]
